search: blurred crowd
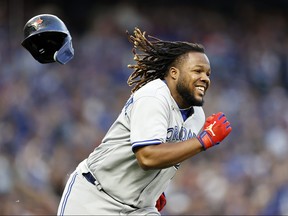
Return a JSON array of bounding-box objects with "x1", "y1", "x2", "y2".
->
[{"x1": 1, "y1": 1, "x2": 288, "y2": 215}]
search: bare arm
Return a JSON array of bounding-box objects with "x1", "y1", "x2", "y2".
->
[{"x1": 135, "y1": 137, "x2": 203, "y2": 170}]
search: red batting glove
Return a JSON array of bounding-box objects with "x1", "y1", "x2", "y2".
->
[
  {"x1": 197, "y1": 112, "x2": 232, "y2": 150},
  {"x1": 155, "y1": 193, "x2": 166, "y2": 212}
]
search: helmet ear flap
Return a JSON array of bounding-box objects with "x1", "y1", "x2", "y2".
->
[
  {"x1": 54, "y1": 35, "x2": 74, "y2": 64},
  {"x1": 21, "y1": 14, "x2": 74, "y2": 64}
]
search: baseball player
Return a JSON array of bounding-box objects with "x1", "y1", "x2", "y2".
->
[{"x1": 57, "y1": 27, "x2": 232, "y2": 215}]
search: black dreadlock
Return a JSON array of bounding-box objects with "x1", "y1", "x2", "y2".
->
[{"x1": 126, "y1": 27, "x2": 205, "y2": 93}]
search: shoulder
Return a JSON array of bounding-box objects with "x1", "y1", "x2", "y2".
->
[
  {"x1": 122, "y1": 79, "x2": 171, "y2": 116},
  {"x1": 133, "y1": 79, "x2": 170, "y2": 101}
]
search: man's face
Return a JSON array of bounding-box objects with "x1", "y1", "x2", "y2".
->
[{"x1": 176, "y1": 52, "x2": 211, "y2": 108}]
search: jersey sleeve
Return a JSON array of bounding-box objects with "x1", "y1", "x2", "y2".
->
[{"x1": 130, "y1": 96, "x2": 169, "y2": 152}]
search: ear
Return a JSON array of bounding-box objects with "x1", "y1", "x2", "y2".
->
[{"x1": 168, "y1": 67, "x2": 179, "y2": 80}]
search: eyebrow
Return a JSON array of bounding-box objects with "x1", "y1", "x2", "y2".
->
[{"x1": 192, "y1": 64, "x2": 211, "y2": 70}]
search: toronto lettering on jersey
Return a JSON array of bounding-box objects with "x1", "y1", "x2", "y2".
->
[{"x1": 166, "y1": 126, "x2": 196, "y2": 142}]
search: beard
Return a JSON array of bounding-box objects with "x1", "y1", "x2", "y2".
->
[{"x1": 176, "y1": 78, "x2": 204, "y2": 107}]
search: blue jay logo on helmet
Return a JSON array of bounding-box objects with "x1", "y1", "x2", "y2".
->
[{"x1": 30, "y1": 17, "x2": 43, "y2": 31}]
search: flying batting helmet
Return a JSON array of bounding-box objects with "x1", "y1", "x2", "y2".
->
[{"x1": 21, "y1": 14, "x2": 74, "y2": 64}]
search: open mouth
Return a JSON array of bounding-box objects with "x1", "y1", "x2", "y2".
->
[{"x1": 196, "y1": 86, "x2": 205, "y2": 95}]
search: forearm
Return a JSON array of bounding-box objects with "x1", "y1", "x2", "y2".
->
[{"x1": 135, "y1": 138, "x2": 204, "y2": 170}]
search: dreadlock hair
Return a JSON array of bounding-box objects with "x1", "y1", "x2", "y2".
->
[{"x1": 126, "y1": 27, "x2": 205, "y2": 93}]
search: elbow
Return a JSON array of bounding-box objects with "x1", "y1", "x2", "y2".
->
[
  {"x1": 135, "y1": 147, "x2": 158, "y2": 170},
  {"x1": 137, "y1": 158, "x2": 155, "y2": 171}
]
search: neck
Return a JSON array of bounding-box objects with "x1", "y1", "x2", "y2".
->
[{"x1": 164, "y1": 78, "x2": 186, "y2": 109}]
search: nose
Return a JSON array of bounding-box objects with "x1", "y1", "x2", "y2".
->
[{"x1": 200, "y1": 73, "x2": 210, "y2": 87}]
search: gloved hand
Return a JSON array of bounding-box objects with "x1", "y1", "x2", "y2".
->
[
  {"x1": 197, "y1": 112, "x2": 232, "y2": 150},
  {"x1": 155, "y1": 192, "x2": 166, "y2": 212}
]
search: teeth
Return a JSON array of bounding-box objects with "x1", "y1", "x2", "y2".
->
[{"x1": 196, "y1": 86, "x2": 204, "y2": 92}]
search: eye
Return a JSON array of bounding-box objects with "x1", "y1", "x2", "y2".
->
[{"x1": 194, "y1": 69, "x2": 201, "y2": 73}]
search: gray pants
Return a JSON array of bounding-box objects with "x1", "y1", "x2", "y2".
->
[{"x1": 57, "y1": 160, "x2": 160, "y2": 216}]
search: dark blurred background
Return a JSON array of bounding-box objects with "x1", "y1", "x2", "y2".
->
[{"x1": 1, "y1": 0, "x2": 288, "y2": 215}]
